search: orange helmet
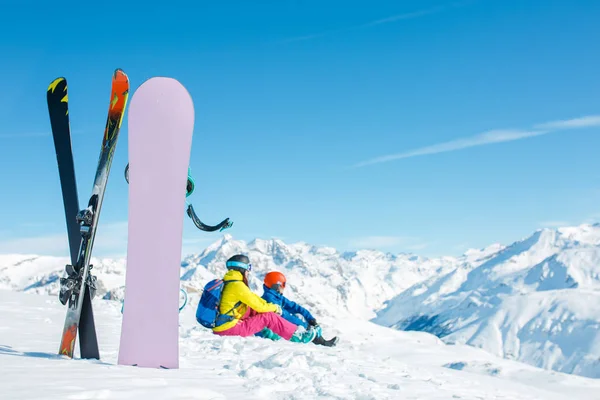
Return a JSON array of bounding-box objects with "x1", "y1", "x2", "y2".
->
[{"x1": 264, "y1": 271, "x2": 286, "y2": 290}]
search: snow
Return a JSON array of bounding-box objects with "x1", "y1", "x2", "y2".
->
[
  {"x1": 1, "y1": 222, "x2": 600, "y2": 395},
  {"x1": 374, "y1": 224, "x2": 600, "y2": 379},
  {"x1": 1, "y1": 289, "x2": 599, "y2": 399}
]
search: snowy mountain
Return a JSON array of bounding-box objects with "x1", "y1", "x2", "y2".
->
[
  {"x1": 0, "y1": 254, "x2": 127, "y2": 300},
  {"x1": 1, "y1": 223, "x2": 599, "y2": 381},
  {"x1": 374, "y1": 223, "x2": 600, "y2": 379},
  {"x1": 0, "y1": 234, "x2": 455, "y2": 321},
  {"x1": 177, "y1": 235, "x2": 457, "y2": 321}
]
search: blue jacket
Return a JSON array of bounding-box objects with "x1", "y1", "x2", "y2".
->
[{"x1": 261, "y1": 284, "x2": 315, "y2": 328}]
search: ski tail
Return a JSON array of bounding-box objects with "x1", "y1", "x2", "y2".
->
[{"x1": 78, "y1": 287, "x2": 98, "y2": 359}]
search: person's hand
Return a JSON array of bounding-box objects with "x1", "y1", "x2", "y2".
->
[
  {"x1": 274, "y1": 305, "x2": 283, "y2": 315},
  {"x1": 308, "y1": 318, "x2": 318, "y2": 327}
]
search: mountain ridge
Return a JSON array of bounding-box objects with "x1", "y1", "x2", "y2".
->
[{"x1": 0, "y1": 223, "x2": 598, "y2": 378}]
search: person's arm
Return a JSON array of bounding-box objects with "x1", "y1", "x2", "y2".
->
[
  {"x1": 235, "y1": 282, "x2": 280, "y2": 313},
  {"x1": 282, "y1": 296, "x2": 315, "y2": 322}
]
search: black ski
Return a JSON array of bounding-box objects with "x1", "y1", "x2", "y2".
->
[{"x1": 47, "y1": 77, "x2": 99, "y2": 359}]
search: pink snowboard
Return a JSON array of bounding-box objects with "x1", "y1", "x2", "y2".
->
[{"x1": 118, "y1": 77, "x2": 194, "y2": 369}]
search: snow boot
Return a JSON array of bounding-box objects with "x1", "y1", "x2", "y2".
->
[
  {"x1": 258, "y1": 327, "x2": 282, "y2": 341},
  {"x1": 313, "y1": 334, "x2": 339, "y2": 347},
  {"x1": 290, "y1": 326, "x2": 317, "y2": 344}
]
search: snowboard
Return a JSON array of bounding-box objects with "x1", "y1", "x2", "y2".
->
[
  {"x1": 47, "y1": 77, "x2": 99, "y2": 359},
  {"x1": 54, "y1": 69, "x2": 130, "y2": 358},
  {"x1": 117, "y1": 77, "x2": 195, "y2": 369}
]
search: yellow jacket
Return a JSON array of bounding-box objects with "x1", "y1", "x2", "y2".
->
[{"x1": 212, "y1": 269, "x2": 279, "y2": 332}]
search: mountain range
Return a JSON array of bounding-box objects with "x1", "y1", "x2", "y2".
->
[{"x1": 1, "y1": 223, "x2": 598, "y2": 379}]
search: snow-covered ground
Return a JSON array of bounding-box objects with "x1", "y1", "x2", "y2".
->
[
  {"x1": 1, "y1": 289, "x2": 599, "y2": 400},
  {"x1": 1, "y1": 222, "x2": 599, "y2": 392}
]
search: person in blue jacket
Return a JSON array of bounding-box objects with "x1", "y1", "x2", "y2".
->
[{"x1": 258, "y1": 271, "x2": 339, "y2": 347}]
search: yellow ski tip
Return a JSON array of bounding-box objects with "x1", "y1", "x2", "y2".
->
[{"x1": 48, "y1": 77, "x2": 66, "y2": 93}]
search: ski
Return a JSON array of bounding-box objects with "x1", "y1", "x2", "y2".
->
[
  {"x1": 47, "y1": 77, "x2": 100, "y2": 359},
  {"x1": 54, "y1": 69, "x2": 130, "y2": 358},
  {"x1": 47, "y1": 78, "x2": 80, "y2": 280}
]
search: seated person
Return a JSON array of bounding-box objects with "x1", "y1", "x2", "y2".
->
[
  {"x1": 258, "y1": 271, "x2": 339, "y2": 347},
  {"x1": 210, "y1": 255, "x2": 318, "y2": 344}
]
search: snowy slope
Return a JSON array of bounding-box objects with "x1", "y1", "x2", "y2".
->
[
  {"x1": 374, "y1": 224, "x2": 600, "y2": 379},
  {"x1": 1, "y1": 224, "x2": 600, "y2": 381},
  {"x1": 1, "y1": 289, "x2": 599, "y2": 400}
]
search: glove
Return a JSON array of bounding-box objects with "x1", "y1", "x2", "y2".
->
[
  {"x1": 308, "y1": 318, "x2": 318, "y2": 327},
  {"x1": 274, "y1": 305, "x2": 283, "y2": 315}
]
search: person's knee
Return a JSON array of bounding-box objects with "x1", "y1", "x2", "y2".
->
[{"x1": 264, "y1": 311, "x2": 279, "y2": 322}]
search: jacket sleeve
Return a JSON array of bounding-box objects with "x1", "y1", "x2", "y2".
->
[
  {"x1": 235, "y1": 282, "x2": 279, "y2": 313},
  {"x1": 282, "y1": 296, "x2": 314, "y2": 321}
]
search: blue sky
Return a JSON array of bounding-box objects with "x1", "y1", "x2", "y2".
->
[{"x1": 0, "y1": 0, "x2": 599, "y2": 259}]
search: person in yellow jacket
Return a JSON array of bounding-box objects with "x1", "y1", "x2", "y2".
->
[{"x1": 212, "y1": 254, "x2": 318, "y2": 343}]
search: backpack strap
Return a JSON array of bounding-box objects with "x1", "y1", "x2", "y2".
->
[
  {"x1": 215, "y1": 280, "x2": 243, "y2": 325},
  {"x1": 220, "y1": 301, "x2": 242, "y2": 317}
]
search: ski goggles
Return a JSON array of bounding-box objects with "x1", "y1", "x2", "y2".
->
[{"x1": 226, "y1": 260, "x2": 252, "y2": 271}]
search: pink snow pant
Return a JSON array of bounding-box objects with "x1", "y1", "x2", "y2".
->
[{"x1": 213, "y1": 308, "x2": 297, "y2": 340}]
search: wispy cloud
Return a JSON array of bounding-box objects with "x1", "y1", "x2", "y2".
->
[
  {"x1": 182, "y1": 236, "x2": 215, "y2": 256},
  {"x1": 0, "y1": 132, "x2": 50, "y2": 139},
  {"x1": 541, "y1": 214, "x2": 600, "y2": 228},
  {"x1": 0, "y1": 232, "x2": 70, "y2": 256},
  {"x1": 453, "y1": 242, "x2": 471, "y2": 251},
  {"x1": 278, "y1": 3, "x2": 467, "y2": 44},
  {"x1": 539, "y1": 220, "x2": 571, "y2": 228},
  {"x1": 0, "y1": 128, "x2": 89, "y2": 140},
  {"x1": 405, "y1": 242, "x2": 430, "y2": 251},
  {"x1": 582, "y1": 212, "x2": 600, "y2": 225},
  {"x1": 277, "y1": 33, "x2": 330, "y2": 44},
  {"x1": 360, "y1": 5, "x2": 447, "y2": 28},
  {"x1": 534, "y1": 115, "x2": 600, "y2": 130},
  {"x1": 349, "y1": 235, "x2": 428, "y2": 252},
  {"x1": 0, "y1": 221, "x2": 129, "y2": 258},
  {"x1": 354, "y1": 129, "x2": 548, "y2": 168},
  {"x1": 353, "y1": 114, "x2": 600, "y2": 168},
  {"x1": 0, "y1": 221, "x2": 220, "y2": 259},
  {"x1": 350, "y1": 236, "x2": 407, "y2": 248},
  {"x1": 20, "y1": 222, "x2": 50, "y2": 228}
]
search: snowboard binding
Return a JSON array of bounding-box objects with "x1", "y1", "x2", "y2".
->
[
  {"x1": 124, "y1": 163, "x2": 196, "y2": 197},
  {"x1": 123, "y1": 163, "x2": 233, "y2": 232}
]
